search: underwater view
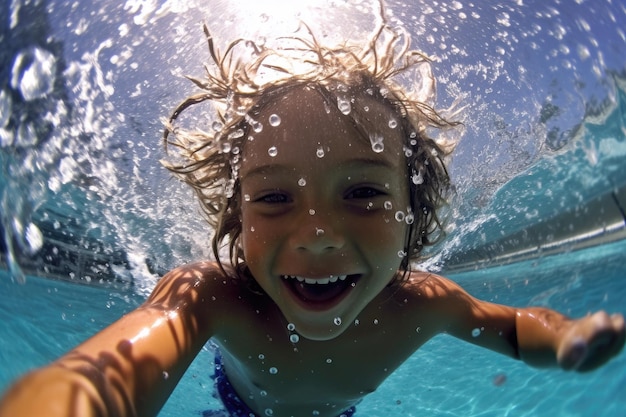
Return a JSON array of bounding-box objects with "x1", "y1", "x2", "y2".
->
[{"x1": 1, "y1": 0, "x2": 625, "y2": 416}]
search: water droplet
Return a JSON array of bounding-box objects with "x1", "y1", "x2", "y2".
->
[
  {"x1": 220, "y1": 142, "x2": 232, "y2": 153},
  {"x1": 287, "y1": 323, "x2": 296, "y2": 331},
  {"x1": 412, "y1": 171, "x2": 424, "y2": 185},
  {"x1": 212, "y1": 120, "x2": 223, "y2": 131},
  {"x1": 369, "y1": 133, "x2": 384, "y2": 153},
  {"x1": 333, "y1": 317, "x2": 342, "y2": 326},
  {"x1": 298, "y1": 178, "x2": 306, "y2": 186},
  {"x1": 290, "y1": 334, "x2": 300, "y2": 343},
  {"x1": 269, "y1": 367, "x2": 278, "y2": 374},
  {"x1": 252, "y1": 120, "x2": 263, "y2": 133},
  {"x1": 472, "y1": 328, "x2": 481, "y2": 337},
  {"x1": 268, "y1": 146, "x2": 278, "y2": 157},
  {"x1": 316, "y1": 146, "x2": 325, "y2": 158},
  {"x1": 337, "y1": 98, "x2": 351, "y2": 115},
  {"x1": 394, "y1": 211, "x2": 405, "y2": 222},
  {"x1": 269, "y1": 114, "x2": 281, "y2": 126}
]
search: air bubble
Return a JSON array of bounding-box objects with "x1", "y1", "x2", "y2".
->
[
  {"x1": 337, "y1": 98, "x2": 351, "y2": 115},
  {"x1": 309, "y1": 209, "x2": 316, "y2": 215},
  {"x1": 220, "y1": 142, "x2": 232, "y2": 153},
  {"x1": 394, "y1": 211, "x2": 405, "y2": 222},
  {"x1": 269, "y1": 114, "x2": 281, "y2": 126},
  {"x1": 260, "y1": 390, "x2": 267, "y2": 397},
  {"x1": 298, "y1": 178, "x2": 306, "y2": 186},
  {"x1": 405, "y1": 213, "x2": 415, "y2": 225},
  {"x1": 252, "y1": 120, "x2": 263, "y2": 133},
  {"x1": 369, "y1": 133, "x2": 384, "y2": 153},
  {"x1": 269, "y1": 367, "x2": 278, "y2": 374},
  {"x1": 265, "y1": 408, "x2": 273, "y2": 416},
  {"x1": 315, "y1": 228, "x2": 325, "y2": 236},
  {"x1": 316, "y1": 146, "x2": 325, "y2": 158},
  {"x1": 290, "y1": 334, "x2": 300, "y2": 343},
  {"x1": 333, "y1": 317, "x2": 342, "y2": 326},
  {"x1": 268, "y1": 146, "x2": 278, "y2": 157},
  {"x1": 326, "y1": 358, "x2": 333, "y2": 364},
  {"x1": 384, "y1": 201, "x2": 393, "y2": 210},
  {"x1": 212, "y1": 121, "x2": 223, "y2": 131},
  {"x1": 472, "y1": 328, "x2": 481, "y2": 337},
  {"x1": 388, "y1": 119, "x2": 398, "y2": 129},
  {"x1": 287, "y1": 323, "x2": 296, "y2": 331},
  {"x1": 258, "y1": 354, "x2": 265, "y2": 360}
]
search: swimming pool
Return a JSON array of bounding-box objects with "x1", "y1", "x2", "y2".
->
[
  {"x1": 1, "y1": 0, "x2": 625, "y2": 416},
  {"x1": 1, "y1": 239, "x2": 624, "y2": 416}
]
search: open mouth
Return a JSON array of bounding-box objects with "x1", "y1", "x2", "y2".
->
[{"x1": 281, "y1": 274, "x2": 359, "y2": 306}]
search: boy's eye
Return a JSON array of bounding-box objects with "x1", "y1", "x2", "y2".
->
[
  {"x1": 345, "y1": 186, "x2": 385, "y2": 200},
  {"x1": 255, "y1": 192, "x2": 290, "y2": 204}
]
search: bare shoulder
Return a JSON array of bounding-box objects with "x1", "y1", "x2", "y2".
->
[{"x1": 399, "y1": 270, "x2": 469, "y2": 300}]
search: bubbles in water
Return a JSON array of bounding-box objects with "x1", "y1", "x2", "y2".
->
[
  {"x1": 265, "y1": 408, "x2": 273, "y2": 416},
  {"x1": 11, "y1": 46, "x2": 57, "y2": 101},
  {"x1": 394, "y1": 211, "x2": 405, "y2": 222},
  {"x1": 369, "y1": 133, "x2": 384, "y2": 153},
  {"x1": 315, "y1": 228, "x2": 324, "y2": 236},
  {"x1": 269, "y1": 367, "x2": 278, "y2": 374},
  {"x1": 268, "y1": 146, "x2": 278, "y2": 157},
  {"x1": 388, "y1": 119, "x2": 398, "y2": 129},
  {"x1": 258, "y1": 354, "x2": 265, "y2": 360},
  {"x1": 333, "y1": 317, "x2": 342, "y2": 326},
  {"x1": 298, "y1": 178, "x2": 306, "y2": 186},
  {"x1": 384, "y1": 201, "x2": 393, "y2": 210},
  {"x1": 268, "y1": 114, "x2": 281, "y2": 126},
  {"x1": 472, "y1": 328, "x2": 482, "y2": 337},
  {"x1": 326, "y1": 358, "x2": 333, "y2": 364},
  {"x1": 309, "y1": 209, "x2": 315, "y2": 215},
  {"x1": 287, "y1": 323, "x2": 296, "y2": 331},
  {"x1": 290, "y1": 334, "x2": 300, "y2": 343},
  {"x1": 316, "y1": 146, "x2": 325, "y2": 158},
  {"x1": 260, "y1": 390, "x2": 267, "y2": 397}
]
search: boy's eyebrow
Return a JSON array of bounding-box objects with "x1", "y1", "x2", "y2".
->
[{"x1": 240, "y1": 157, "x2": 399, "y2": 180}]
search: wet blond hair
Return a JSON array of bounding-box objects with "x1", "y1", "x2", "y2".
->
[{"x1": 163, "y1": 14, "x2": 458, "y2": 277}]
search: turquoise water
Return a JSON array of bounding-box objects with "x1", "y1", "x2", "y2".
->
[
  {"x1": 1, "y1": 239, "x2": 624, "y2": 416},
  {"x1": 1, "y1": 0, "x2": 626, "y2": 416}
]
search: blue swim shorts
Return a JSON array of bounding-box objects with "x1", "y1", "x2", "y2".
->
[{"x1": 205, "y1": 348, "x2": 357, "y2": 417}]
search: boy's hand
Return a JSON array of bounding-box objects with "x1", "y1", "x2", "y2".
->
[{"x1": 557, "y1": 311, "x2": 625, "y2": 372}]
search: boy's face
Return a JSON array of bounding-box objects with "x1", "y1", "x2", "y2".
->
[{"x1": 239, "y1": 86, "x2": 409, "y2": 341}]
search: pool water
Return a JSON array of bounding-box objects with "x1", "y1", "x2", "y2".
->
[{"x1": 1, "y1": 238, "x2": 624, "y2": 416}]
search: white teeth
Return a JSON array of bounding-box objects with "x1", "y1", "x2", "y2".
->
[{"x1": 283, "y1": 275, "x2": 348, "y2": 284}]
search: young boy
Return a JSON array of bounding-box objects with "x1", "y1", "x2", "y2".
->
[{"x1": 1, "y1": 19, "x2": 624, "y2": 417}]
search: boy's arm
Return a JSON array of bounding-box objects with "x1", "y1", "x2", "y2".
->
[
  {"x1": 0, "y1": 262, "x2": 225, "y2": 417},
  {"x1": 424, "y1": 274, "x2": 625, "y2": 372}
]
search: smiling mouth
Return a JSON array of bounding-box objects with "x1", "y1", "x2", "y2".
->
[{"x1": 281, "y1": 274, "x2": 359, "y2": 305}]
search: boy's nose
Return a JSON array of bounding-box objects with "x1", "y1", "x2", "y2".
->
[{"x1": 292, "y1": 209, "x2": 346, "y2": 254}]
